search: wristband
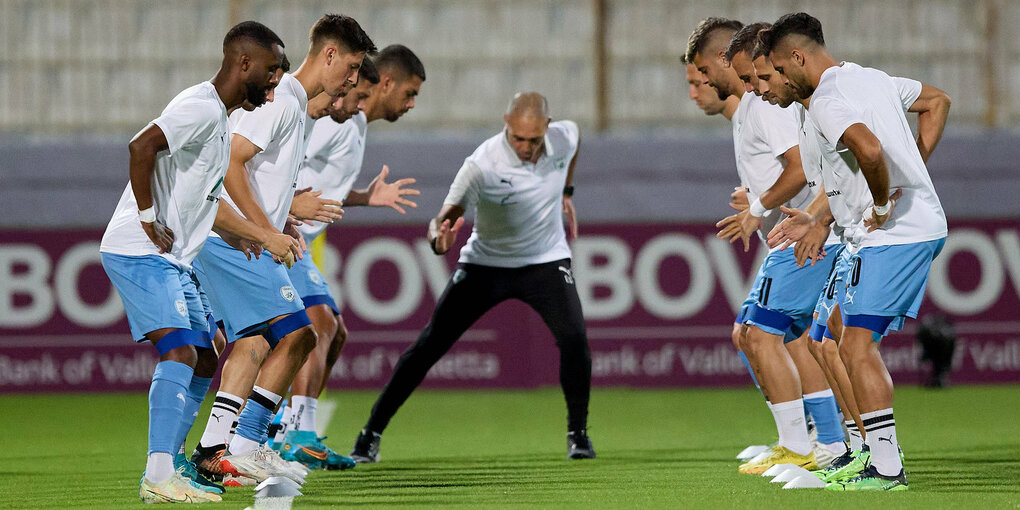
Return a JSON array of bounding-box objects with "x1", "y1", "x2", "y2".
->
[
  {"x1": 563, "y1": 185, "x2": 575, "y2": 197},
  {"x1": 872, "y1": 201, "x2": 891, "y2": 216},
  {"x1": 748, "y1": 198, "x2": 768, "y2": 218},
  {"x1": 138, "y1": 207, "x2": 156, "y2": 223}
]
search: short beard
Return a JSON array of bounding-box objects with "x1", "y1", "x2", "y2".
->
[{"x1": 244, "y1": 82, "x2": 269, "y2": 107}]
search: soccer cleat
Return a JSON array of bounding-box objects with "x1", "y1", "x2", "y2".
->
[
  {"x1": 139, "y1": 472, "x2": 222, "y2": 503},
  {"x1": 219, "y1": 445, "x2": 306, "y2": 485},
  {"x1": 174, "y1": 453, "x2": 225, "y2": 494},
  {"x1": 190, "y1": 444, "x2": 227, "y2": 482},
  {"x1": 811, "y1": 441, "x2": 846, "y2": 469},
  {"x1": 222, "y1": 474, "x2": 258, "y2": 487},
  {"x1": 826, "y1": 465, "x2": 908, "y2": 491},
  {"x1": 819, "y1": 447, "x2": 870, "y2": 483},
  {"x1": 351, "y1": 429, "x2": 381, "y2": 463},
  {"x1": 567, "y1": 430, "x2": 596, "y2": 459},
  {"x1": 738, "y1": 445, "x2": 816, "y2": 475}
]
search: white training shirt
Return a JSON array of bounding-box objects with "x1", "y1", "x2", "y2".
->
[
  {"x1": 219, "y1": 73, "x2": 309, "y2": 232},
  {"x1": 100, "y1": 81, "x2": 229, "y2": 270},
  {"x1": 444, "y1": 120, "x2": 579, "y2": 267},
  {"x1": 732, "y1": 91, "x2": 812, "y2": 248},
  {"x1": 297, "y1": 112, "x2": 368, "y2": 243},
  {"x1": 809, "y1": 62, "x2": 946, "y2": 249},
  {"x1": 797, "y1": 107, "x2": 844, "y2": 247}
]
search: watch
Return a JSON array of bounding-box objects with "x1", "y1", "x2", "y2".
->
[{"x1": 563, "y1": 186, "x2": 575, "y2": 197}]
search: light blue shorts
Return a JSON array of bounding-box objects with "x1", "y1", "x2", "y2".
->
[
  {"x1": 193, "y1": 237, "x2": 305, "y2": 342},
  {"x1": 101, "y1": 253, "x2": 209, "y2": 342},
  {"x1": 745, "y1": 244, "x2": 842, "y2": 342},
  {"x1": 809, "y1": 245, "x2": 852, "y2": 341},
  {"x1": 287, "y1": 254, "x2": 339, "y2": 315},
  {"x1": 839, "y1": 238, "x2": 946, "y2": 336},
  {"x1": 734, "y1": 296, "x2": 754, "y2": 324}
]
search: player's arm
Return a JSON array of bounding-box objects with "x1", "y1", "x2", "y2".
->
[
  {"x1": 427, "y1": 204, "x2": 465, "y2": 255},
  {"x1": 127, "y1": 124, "x2": 174, "y2": 253},
  {"x1": 840, "y1": 123, "x2": 897, "y2": 231},
  {"x1": 757, "y1": 146, "x2": 807, "y2": 211},
  {"x1": 562, "y1": 132, "x2": 580, "y2": 239},
  {"x1": 344, "y1": 164, "x2": 421, "y2": 213},
  {"x1": 908, "y1": 84, "x2": 951, "y2": 163},
  {"x1": 212, "y1": 203, "x2": 300, "y2": 263},
  {"x1": 224, "y1": 134, "x2": 276, "y2": 232}
]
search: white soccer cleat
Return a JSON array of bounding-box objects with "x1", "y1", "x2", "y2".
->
[
  {"x1": 264, "y1": 447, "x2": 308, "y2": 484},
  {"x1": 736, "y1": 444, "x2": 770, "y2": 460},
  {"x1": 811, "y1": 441, "x2": 846, "y2": 469},
  {"x1": 783, "y1": 474, "x2": 827, "y2": 489},
  {"x1": 220, "y1": 446, "x2": 306, "y2": 485},
  {"x1": 139, "y1": 472, "x2": 222, "y2": 503},
  {"x1": 761, "y1": 463, "x2": 798, "y2": 478}
]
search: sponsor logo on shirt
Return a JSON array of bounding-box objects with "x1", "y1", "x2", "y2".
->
[{"x1": 826, "y1": 189, "x2": 842, "y2": 197}]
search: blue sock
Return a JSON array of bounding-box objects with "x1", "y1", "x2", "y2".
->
[
  {"x1": 173, "y1": 375, "x2": 213, "y2": 454},
  {"x1": 737, "y1": 350, "x2": 762, "y2": 394},
  {"x1": 804, "y1": 389, "x2": 845, "y2": 444},
  {"x1": 148, "y1": 361, "x2": 194, "y2": 455},
  {"x1": 235, "y1": 386, "x2": 281, "y2": 444}
]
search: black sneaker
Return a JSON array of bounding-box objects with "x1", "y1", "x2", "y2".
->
[
  {"x1": 350, "y1": 429, "x2": 381, "y2": 463},
  {"x1": 567, "y1": 430, "x2": 596, "y2": 460},
  {"x1": 190, "y1": 444, "x2": 227, "y2": 482}
]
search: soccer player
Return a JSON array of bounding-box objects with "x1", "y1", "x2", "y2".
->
[
  {"x1": 688, "y1": 18, "x2": 845, "y2": 474},
  {"x1": 350, "y1": 92, "x2": 593, "y2": 462},
  {"x1": 683, "y1": 56, "x2": 738, "y2": 119},
  {"x1": 189, "y1": 14, "x2": 375, "y2": 484},
  {"x1": 99, "y1": 21, "x2": 294, "y2": 503},
  {"x1": 761, "y1": 12, "x2": 950, "y2": 490},
  {"x1": 277, "y1": 47, "x2": 427, "y2": 469}
]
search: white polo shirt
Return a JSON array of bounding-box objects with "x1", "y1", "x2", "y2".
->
[
  {"x1": 100, "y1": 81, "x2": 230, "y2": 270},
  {"x1": 444, "y1": 120, "x2": 579, "y2": 268},
  {"x1": 809, "y1": 63, "x2": 945, "y2": 249},
  {"x1": 732, "y1": 92, "x2": 812, "y2": 248},
  {"x1": 296, "y1": 112, "x2": 368, "y2": 243},
  {"x1": 220, "y1": 73, "x2": 309, "y2": 232}
]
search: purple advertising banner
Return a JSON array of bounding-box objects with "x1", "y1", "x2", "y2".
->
[{"x1": 2, "y1": 220, "x2": 1019, "y2": 392}]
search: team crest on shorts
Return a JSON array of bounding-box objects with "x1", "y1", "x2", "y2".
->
[
  {"x1": 452, "y1": 269, "x2": 467, "y2": 284},
  {"x1": 308, "y1": 270, "x2": 322, "y2": 285},
  {"x1": 174, "y1": 299, "x2": 188, "y2": 317},
  {"x1": 280, "y1": 286, "x2": 296, "y2": 302}
]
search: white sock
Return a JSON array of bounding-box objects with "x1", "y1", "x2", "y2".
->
[
  {"x1": 845, "y1": 419, "x2": 864, "y2": 451},
  {"x1": 144, "y1": 452, "x2": 175, "y2": 483},
  {"x1": 291, "y1": 395, "x2": 318, "y2": 432},
  {"x1": 771, "y1": 399, "x2": 812, "y2": 455},
  {"x1": 862, "y1": 408, "x2": 902, "y2": 476},
  {"x1": 229, "y1": 433, "x2": 261, "y2": 455},
  {"x1": 273, "y1": 405, "x2": 293, "y2": 444},
  {"x1": 198, "y1": 392, "x2": 243, "y2": 449},
  {"x1": 823, "y1": 441, "x2": 848, "y2": 455}
]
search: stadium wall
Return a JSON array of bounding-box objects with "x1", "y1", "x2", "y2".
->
[{"x1": 2, "y1": 219, "x2": 1019, "y2": 392}]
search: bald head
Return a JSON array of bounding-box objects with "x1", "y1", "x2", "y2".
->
[{"x1": 506, "y1": 92, "x2": 549, "y2": 119}]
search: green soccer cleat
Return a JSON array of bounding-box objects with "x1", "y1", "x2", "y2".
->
[
  {"x1": 280, "y1": 430, "x2": 356, "y2": 470},
  {"x1": 175, "y1": 453, "x2": 225, "y2": 494},
  {"x1": 820, "y1": 446, "x2": 870, "y2": 483},
  {"x1": 826, "y1": 465, "x2": 908, "y2": 491}
]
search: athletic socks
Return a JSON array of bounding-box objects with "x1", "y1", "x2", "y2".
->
[
  {"x1": 845, "y1": 419, "x2": 865, "y2": 451},
  {"x1": 770, "y1": 399, "x2": 812, "y2": 456},
  {"x1": 803, "y1": 389, "x2": 845, "y2": 444},
  {"x1": 270, "y1": 402, "x2": 291, "y2": 445},
  {"x1": 198, "y1": 391, "x2": 243, "y2": 450},
  {"x1": 231, "y1": 386, "x2": 282, "y2": 455},
  {"x1": 173, "y1": 375, "x2": 213, "y2": 453},
  {"x1": 146, "y1": 361, "x2": 194, "y2": 483},
  {"x1": 862, "y1": 408, "x2": 902, "y2": 476},
  {"x1": 291, "y1": 395, "x2": 318, "y2": 432}
]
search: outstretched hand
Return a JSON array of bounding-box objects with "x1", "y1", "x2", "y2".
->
[
  {"x1": 715, "y1": 209, "x2": 761, "y2": 252},
  {"x1": 432, "y1": 217, "x2": 465, "y2": 255},
  {"x1": 767, "y1": 206, "x2": 817, "y2": 250},
  {"x1": 291, "y1": 188, "x2": 344, "y2": 224},
  {"x1": 367, "y1": 165, "x2": 420, "y2": 214}
]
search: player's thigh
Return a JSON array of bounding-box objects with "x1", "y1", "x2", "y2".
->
[{"x1": 515, "y1": 259, "x2": 586, "y2": 339}]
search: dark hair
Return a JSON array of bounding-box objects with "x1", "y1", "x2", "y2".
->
[
  {"x1": 374, "y1": 44, "x2": 426, "y2": 81},
  {"x1": 358, "y1": 56, "x2": 380, "y2": 85},
  {"x1": 726, "y1": 22, "x2": 770, "y2": 61},
  {"x1": 758, "y1": 12, "x2": 825, "y2": 55},
  {"x1": 685, "y1": 17, "x2": 743, "y2": 63},
  {"x1": 309, "y1": 14, "x2": 377, "y2": 55},
  {"x1": 223, "y1": 21, "x2": 284, "y2": 51},
  {"x1": 280, "y1": 54, "x2": 291, "y2": 73}
]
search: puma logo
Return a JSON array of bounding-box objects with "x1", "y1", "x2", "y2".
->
[
  {"x1": 878, "y1": 435, "x2": 894, "y2": 445},
  {"x1": 500, "y1": 178, "x2": 513, "y2": 186},
  {"x1": 211, "y1": 414, "x2": 223, "y2": 422}
]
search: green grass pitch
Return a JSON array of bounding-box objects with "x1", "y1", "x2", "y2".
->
[{"x1": 1, "y1": 386, "x2": 1018, "y2": 508}]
